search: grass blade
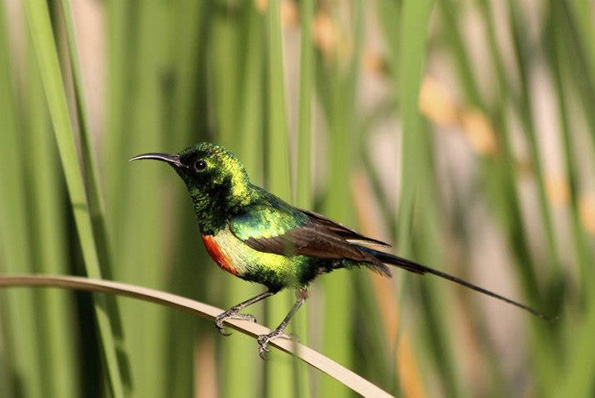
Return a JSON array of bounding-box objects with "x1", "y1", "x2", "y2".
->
[
  {"x1": 0, "y1": 274, "x2": 394, "y2": 398},
  {"x1": 22, "y1": 0, "x2": 125, "y2": 396},
  {"x1": 23, "y1": 34, "x2": 79, "y2": 397},
  {"x1": 396, "y1": 0, "x2": 435, "y2": 254},
  {"x1": 0, "y1": 5, "x2": 43, "y2": 396},
  {"x1": 397, "y1": 1, "x2": 471, "y2": 396},
  {"x1": 265, "y1": 1, "x2": 294, "y2": 396}
]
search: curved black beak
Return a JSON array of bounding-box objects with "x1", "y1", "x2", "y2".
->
[{"x1": 129, "y1": 152, "x2": 183, "y2": 167}]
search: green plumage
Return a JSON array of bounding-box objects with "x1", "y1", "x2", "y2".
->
[
  {"x1": 130, "y1": 142, "x2": 548, "y2": 358},
  {"x1": 164, "y1": 142, "x2": 386, "y2": 291},
  {"x1": 230, "y1": 196, "x2": 309, "y2": 242}
]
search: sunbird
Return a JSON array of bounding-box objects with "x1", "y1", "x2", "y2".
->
[{"x1": 131, "y1": 142, "x2": 547, "y2": 358}]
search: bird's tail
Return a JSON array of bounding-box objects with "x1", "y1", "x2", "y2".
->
[{"x1": 358, "y1": 246, "x2": 552, "y2": 320}]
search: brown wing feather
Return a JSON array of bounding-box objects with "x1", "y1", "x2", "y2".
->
[
  {"x1": 297, "y1": 208, "x2": 391, "y2": 247},
  {"x1": 242, "y1": 217, "x2": 392, "y2": 276}
]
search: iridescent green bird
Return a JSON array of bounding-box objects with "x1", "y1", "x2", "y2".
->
[{"x1": 131, "y1": 142, "x2": 547, "y2": 358}]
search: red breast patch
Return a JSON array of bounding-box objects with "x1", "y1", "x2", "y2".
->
[{"x1": 201, "y1": 234, "x2": 239, "y2": 276}]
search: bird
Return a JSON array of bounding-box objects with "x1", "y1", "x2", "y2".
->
[{"x1": 130, "y1": 142, "x2": 549, "y2": 359}]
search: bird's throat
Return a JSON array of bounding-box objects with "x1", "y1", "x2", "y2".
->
[
  {"x1": 187, "y1": 181, "x2": 254, "y2": 235},
  {"x1": 190, "y1": 194, "x2": 229, "y2": 234}
]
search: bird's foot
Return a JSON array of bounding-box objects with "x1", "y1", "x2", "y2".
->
[
  {"x1": 215, "y1": 309, "x2": 257, "y2": 336},
  {"x1": 257, "y1": 329, "x2": 285, "y2": 360}
]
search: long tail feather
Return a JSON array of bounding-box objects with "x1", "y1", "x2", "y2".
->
[{"x1": 359, "y1": 247, "x2": 553, "y2": 320}]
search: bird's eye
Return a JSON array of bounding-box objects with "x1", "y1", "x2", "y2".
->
[{"x1": 194, "y1": 159, "x2": 207, "y2": 171}]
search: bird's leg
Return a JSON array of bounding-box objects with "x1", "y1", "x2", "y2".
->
[
  {"x1": 257, "y1": 292, "x2": 307, "y2": 360},
  {"x1": 215, "y1": 290, "x2": 276, "y2": 336}
]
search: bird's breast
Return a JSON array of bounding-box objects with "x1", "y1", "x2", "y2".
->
[
  {"x1": 201, "y1": 233, "x2": 240, "y2": 276},
  {"x1": 200, "y1": 226, "x2": 318, "y2": 289}
]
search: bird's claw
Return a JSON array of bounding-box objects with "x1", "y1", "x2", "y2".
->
[
  {"x1": 215, "y1": 310, "x2": 257, "y2": 336},
  {"x1": 215, "y1": 321, "x2": 232, "y2": 336},
  {"x1": 257, "y1": 330, "x2": 286, "y2": 360},
  {"x1": 257, "y1": 334, "x2": 272, "y2": 360}
]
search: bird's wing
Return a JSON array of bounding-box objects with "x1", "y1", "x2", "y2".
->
[
  {"x1": 297, "y1": 208, "x2": 391, "y2": 247},
  {"x1": 229, "y1": 199, "x2": 386, "y2": 265}
]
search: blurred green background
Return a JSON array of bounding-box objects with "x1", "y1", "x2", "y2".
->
[{"x1": 1, "y1": 0, "x2": 595, "y2": 397}]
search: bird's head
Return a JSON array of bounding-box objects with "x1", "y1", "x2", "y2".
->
[{"x1": 130, "y1": 143, "x2": 253, "y2": 232}]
